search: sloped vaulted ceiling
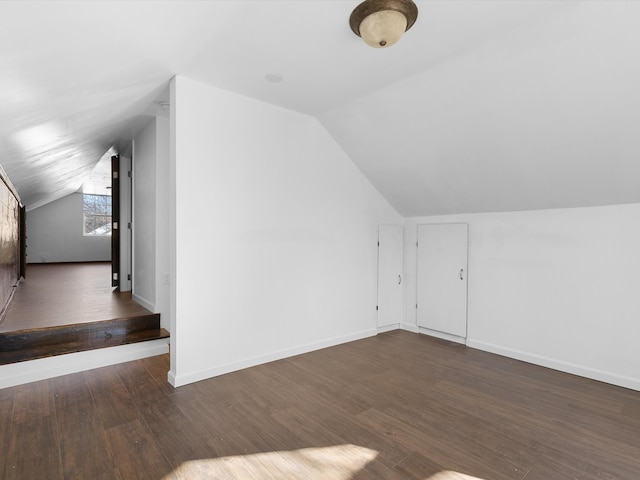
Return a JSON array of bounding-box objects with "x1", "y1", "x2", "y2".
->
[
  {"x1": 319, "y1": 1, "x2": 640, "y2": 216},
  {"x1": 1, "y1": 1, "x2": 639, "y2": 215}
]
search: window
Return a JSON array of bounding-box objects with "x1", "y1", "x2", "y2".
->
[{"x1": 83, "y1": 194, "x2": 112, "y2": 236}]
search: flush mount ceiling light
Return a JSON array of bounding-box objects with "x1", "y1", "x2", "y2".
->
[{"x1": 350, "y1": 0, "x2": 418, "y2": 48}]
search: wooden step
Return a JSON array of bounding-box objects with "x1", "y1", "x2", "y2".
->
[{"x1": 0, "y1": 314, "x2": 169, "y2": 364}]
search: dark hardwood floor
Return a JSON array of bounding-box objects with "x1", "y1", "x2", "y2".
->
[
  {"x1": 0, "y1": 263, "x2": 150, "y2": 332},
  {"x1": 1, "y1": 330, "x2": 638, "y2": 479},
  {"x1": 0, "y1": 263, "x2": 168, "y2": 364}
]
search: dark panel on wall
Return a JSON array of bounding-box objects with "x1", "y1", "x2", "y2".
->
[
  {"x1": 0, "y1": 170, "x2": 20, "y2": 317},
  {"x1": 19, "y1": 205, "x2": 26, "y2": 279}
]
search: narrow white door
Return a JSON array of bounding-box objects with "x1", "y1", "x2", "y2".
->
[
  {"x1": 417, "y1": 223, "x2": 468, "y2": 338},
  {"x1": 377, "y1": 225, "x2": 403, "y2": 329}
]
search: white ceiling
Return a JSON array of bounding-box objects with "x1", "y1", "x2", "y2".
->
[{"x1": 1, "y1": 1, "x2": 639, "y2": 215}]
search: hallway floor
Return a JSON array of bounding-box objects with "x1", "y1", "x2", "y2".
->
[{"x1": 0, "y1": 262, "x2": 151, "y2": 333}]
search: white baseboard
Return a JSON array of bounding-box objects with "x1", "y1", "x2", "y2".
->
[
  {"x1": 400, "y1": 323, "x2": 419, "y2": 333},
  {"x1": 0, "y1": 339, "x2": 169, "y2": 389},
  {"x1": 467, "y1": 339, "x2": 640, "y2": 392},
  {"x1": 418, "y1": 327, "x2": 466, "y2": 345},
  {"x1": 167, "y1": 369, "x2": 177, "y2": 386},
  {"x1": 169, "y1": 328, "x2": 378, "y2": 388},
  {"x1": 377, "y1": 323, "x2": 400, "y2": 334},
  {"x1": 132, "y1": 293, "x2": 155, "y2": 313}
]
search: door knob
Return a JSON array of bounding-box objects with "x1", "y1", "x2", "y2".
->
[
  {"x1": 459, "y1": 269, "x2": 464, "y2": 280},
  {"x1": 398, "y1": 275, "x2": 402, "y2": 285}
]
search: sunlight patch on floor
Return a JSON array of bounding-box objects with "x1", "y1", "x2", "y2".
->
[
  {"x1": 165, "y1": 444, "x2": 378, "y2": 479},
  {"x1": 427, "y1": 471, "x2": 486, "y2": 480}
]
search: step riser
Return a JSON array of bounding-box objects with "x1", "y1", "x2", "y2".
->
[
  {"x1": 0, "y1": 314, "x2": 168, "y2": 365},
  {"x1": 0, "y1": 314, "x2": 161, "y2": 352}
]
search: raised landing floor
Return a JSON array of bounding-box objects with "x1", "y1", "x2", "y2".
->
[{"x1": 0, "y1": 263, "x2": 168, "y2": 365}]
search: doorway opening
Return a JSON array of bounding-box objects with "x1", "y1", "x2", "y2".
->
[{"x1": 0, "y1": 149, "x2": 166, "y2": 365}]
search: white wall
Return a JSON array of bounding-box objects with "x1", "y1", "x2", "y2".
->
[
  {"x1": 26, "y1": 192, "x2": 110, "y2": 263},
  {"x1": 132, "y1": 119, "x2": 157, "y2": 311},
  {"x1": 403, "y1": 204, "x2": 640, "y2": 391},
  {"x1": 170, "y1": 76, "x2": 401, "y2": 386},
  {"x1": 131, "y1": 116, "x2": 170, "y2": 328}
]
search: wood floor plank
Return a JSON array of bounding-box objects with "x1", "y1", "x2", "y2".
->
[
  {"x1": 271, "y1": 405, "x2": 351, "y2": 449},
  {"x1": 352, "y1": 459, "x2": 417, "y2": 480},
  {"x1": 391, "y1": 451, "x2": 445, "y2": 480},
  {"x1": 140, "y1": 353, "x2": 175, "y2": 397},
  {"x1": 169, "y1": 389, "x2": 254, "y2": 460},
  {"x1": 114, "y1": 353, "x2": 169, "y2": 404},
  {"x1": 3, "y1": 414, "x2": 63, "y2": 480},
  {"x1": 133, "y1": 389, "x2": 222, "y2": 471},
  {"x1": 52, "y1": 373, "x2": 102, "y2": 445},
  {"x1": 431, "y1": 377, "x2": 640, "y2": 468},
  {"x1": 170, "y1": 374, "x2": 269, "y2": 459},
  {"x1": 273, "y1": 400, "x2": 415, "y2": 470},
  {"x1": 0, "y1": 387, "x2": 15, "y2": 453},
  {"x1": 357, "y1": 405, "x2": 528, "y2": 480},
  {"x1": 103, "y1": 418, "x2": 175, "y2": 480},
  {"x1": 85, "y1": 365, "x2": 140, "y2": 429},
  {"x1": 10, "y1": 378, "x2": 55, "y2": 423},
  {"x1": 51, "y1": 373, "x2": 116, "y2": 479},
  {"x1": 221, "y1": 390, "x2": 308, "y2": 453},
  {"x1": 58, "y1": 436, "x2": 117, "y2": 480},
  {"x1": 532, "y1": 439, "x2": 640, "y2": 480},
  {"x1": 522, "y1": 450, "x2": 635, "y2": 480}
]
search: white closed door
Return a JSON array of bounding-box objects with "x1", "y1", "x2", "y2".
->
[
  {"x1": 377, "y1": 225, "x2": 403, "y2": 329},
  {"x1": 417, "y1": 223, "x2": 468, "y2": 337}
]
